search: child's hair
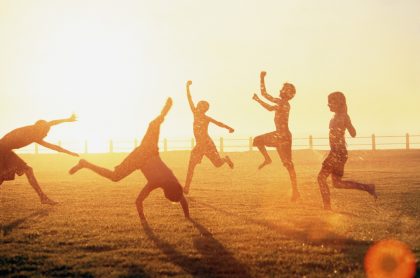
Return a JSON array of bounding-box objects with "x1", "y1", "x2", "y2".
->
[
  {"x1": 163, "y1": 182, "x2": 183, "y2": 202},
  {"x1": 282, "y1": 83, "x2": 296, "y2": 99},
  {"x1": 197, "y1": 100, "x2": 209, "y2": 113},
  {"x1": 328, "y1": 91, "x2": 347, "y2": 113}
]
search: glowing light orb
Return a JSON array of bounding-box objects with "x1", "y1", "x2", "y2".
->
[{"x1": 364, "y1": 239, "x2": 416, "y2": 278}]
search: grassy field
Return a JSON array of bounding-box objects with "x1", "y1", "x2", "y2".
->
[{"x1": 1, "y1": 150, "x2": 419, "y2": 277}]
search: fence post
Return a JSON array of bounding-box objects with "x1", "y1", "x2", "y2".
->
[
  {"x1": 84, "y1": 140, "x2": 88, "y2": 154},
  {"x1": 406, "y1": 133, "x2": 410, "y2": 150},
  {"x1": 109, "y1": 140, "x2": 114, "y2": 153},
  {"x1": 309, "y1": 135, "x2": 313, "y2": 150},
  {"x1": 371, "y1": 134, "x2": 376, "y2": 151},
  {"x1": 164, "y1": 138, "x2": 168, "y2": 152},
  {"x1": 34, "y1": 143, "x2": 39, "y2": 154},
  {"x1": 249, "y1": 137, "x2": 253, "y2": 151},
  {"x1": 134, "y1": 138, "x2": 138, "y2": 148},
  {"x1": 220, "y1": 137, "x2": 224, "y2": 153}
]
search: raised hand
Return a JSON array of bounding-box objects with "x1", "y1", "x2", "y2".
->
[
  {"x1": 186, "y1": 80, "x2": 192, "y2": 87},
  {"x1": 260, "y1": 71, "x2": 267, "y2": 79},
  {"x1": 252, "y1": 93, "x2": 259, "y2": 101},
  {"x1": 68, "y1": 113, "x2": 77, "y2": 122},
  {"x1": 228, "y1": 127, "x2": 235, "y2": 133}
]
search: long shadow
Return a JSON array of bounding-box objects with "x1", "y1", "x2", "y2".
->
[
  {"x1": 142, "y1": 219, "x2": 252, "y2": 277},
  {"x1": 1, "y1": 208, "x2": 51, "y2": 236},
  {"x1": 188, "y1": 197, "x2": 371, "y2": 266}
]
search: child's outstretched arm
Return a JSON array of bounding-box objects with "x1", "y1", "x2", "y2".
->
[
  {"x1": 260, "y1": 71, "x2": 279, "y2": 103},
  {"x1": 48, "y1": 114, "x2": 77, "y2": 127},
  {"x1": 252, "y1": 93, "x2": 276, "y2": 111},
  {"x1": 186, "y1": 80, "x2": 196, "y2": 112},
  {"x1": 345, "y1": 115, "x2": 356, "y2": 137},
  {"x1": 36, "y1": 140, "x2": 79, "y2": 157},
  {"x1": 207, "y1": 116, "x2": 234, "y2": 133}
]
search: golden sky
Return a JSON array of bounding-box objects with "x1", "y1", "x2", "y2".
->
[{"x1": 1, "y1": 0, "x2": 419, "y2": 150}]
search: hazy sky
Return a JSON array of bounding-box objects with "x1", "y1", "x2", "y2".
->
[{"x1": 1, "y1": 0, "x2": 419, "y2": 150}]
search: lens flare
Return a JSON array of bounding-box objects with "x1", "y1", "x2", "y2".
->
[{"x1": 364, "y1": 239, "x2": 416, "y2": 278}]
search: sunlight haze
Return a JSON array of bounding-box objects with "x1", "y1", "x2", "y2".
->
[{"x1": 1, "y1": 0, "x2": 419, "y2": 151}]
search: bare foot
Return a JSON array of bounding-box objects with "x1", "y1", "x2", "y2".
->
[
  {"x1": 41, "y1": 197, "x2": 58, "y2": 205},
  {"x1": 258, "y1": 159, "x2": 272, "y2": 170},
  {"x1": 225, "y1": 156, "x2": 234, "y2": 169},
  {"x1": 69, "y1": 159, "x2": 86, "y2": 175},
  {"x1": 160, "y1": 97, "x2": 173, "y2": 117}
]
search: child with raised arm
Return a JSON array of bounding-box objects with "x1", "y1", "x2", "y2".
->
[
  {"x1": 183, "y1": 80, "x2": 234, "y2": 195},
  {"x1": 69, "y1": 98, "x2": 189, "y2": 221},
  {"x1": 317, "y1": 92, "x2": 377, "y2": 210},
  {"x1": 252, "y1": 71, "x2": 300, "y2": 202},
  {"x1": 0, "y1": 114, "x2": 79, "y2": 205}
]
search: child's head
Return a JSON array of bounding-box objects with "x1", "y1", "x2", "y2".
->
[
  {"x1": 280, "y1": 83, "x2": 296, "y2": 100},
  {"x1": 196, "y1": 100, "x2": 209, "y2": 113},
  {"x1": 328, "y1": 91, "x2": 347, "y2": 113},
  {"x1": 34, "y1": 120, "x2": 50, "y2": 139},
  {"x1": 163, "y1": 182, "x2": 183, "y2": 202}
]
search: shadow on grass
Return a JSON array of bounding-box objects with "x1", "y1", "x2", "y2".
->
[
  {"x1": 0, "y1": 208, "x2": 51, "y2": 236},
  {"x1": 189, "y1": 198, "x2": 372, "y2": 268},
  {"x1": 142, "y1": 219, "x2": 252, "y2": 277},
  {"x1": 0, "y1": 255, "x2": 94, "y2": 277}
]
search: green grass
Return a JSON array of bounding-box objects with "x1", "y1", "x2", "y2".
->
[{"x1": 1, "y1": 150, "x2": 419, "y2": 277}]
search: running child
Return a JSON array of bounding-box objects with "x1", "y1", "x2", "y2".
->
[
  {"x1": 317, "y1": 91, "x2": 377, "y2": 210},
  {"x1": 183, "y1": 80, "x2": 234, "y2": 195},
  {"x1": 69, "y1": 98, "x2": 189, "y2": 220},
  {"x1": 252, "y1": 71, "x2": 300, "y2": 201},
  {"x1": 0, "y1": 114, "x2": 79, "y2": 205}
]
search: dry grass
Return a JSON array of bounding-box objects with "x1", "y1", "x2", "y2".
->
[{"x1": 1, "y1": 150, "x2": 419, "y2": 277}]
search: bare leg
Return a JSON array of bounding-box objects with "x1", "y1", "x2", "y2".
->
[
  {"x1": 277, "y1": 146, "x2": 299, "y2": 202},
  {"x1": 184, "y1": 158, "x2": 199, "y2": 194},
  {"x1": 210, "y1": 155, "x2": 232, "y2": 169},
  {"x1": 286, "y1": 164, "x2": 299, "y2": 202},
  {"x1": 179, "y1": 195, "x2": 190, "y2": 218},
  {"x1": 317, "y1": 168, "x2": 332, "y2": 210},
  {"x1": 160, "y1": 97, "x2": 172, "y2": 118},
  {"x1": 24, "y1": 167, "x2": 57, "y2": 205},
  {"x1": 332, "y1": 175, "x2": 377, "y2": 199},
  {"x1": 207, "y1": 147, "x2": 233, "y2": 169},
  {"x1": 224, "y1": 156, "x2": 234, "y2": 169},
  {"x1": 135, "y1": 183, "x2": 154, "y2": 221},
  {"x1": 255, "y1": 144, "x2": 272, "y2": 169},
  {"x1": 69, "y1": 159, "x2": 132, "y2": 182}
]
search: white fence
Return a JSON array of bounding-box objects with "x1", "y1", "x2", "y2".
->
[{"x1": 16, "y1": 133, "x2": 420, "y2": 154}]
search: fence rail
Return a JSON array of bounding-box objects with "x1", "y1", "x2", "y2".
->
[{"x1": 16, "y1": 133, "x2": 420, "y2": 154}]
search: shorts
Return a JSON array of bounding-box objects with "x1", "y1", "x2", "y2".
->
[
  {"x1": 114, "y1": 146, "x2": 158, "y2": 176},
  {"x1": 253, "y1": 131, "x2": 293, "y2": 166},
  {"x1": 253, "y1": 131, "x2": 291, "y2": 148},
  {"x1": 190, "y1": 139, "x2": 221, "y2": 166},
  {"x1": 0, "y1": 150, "x2": 30, "y2": 185},
  {"x1": 322, "y1": 151, "x2": 348, "y2": 177},
  {"x1": 162, "y1": 182, "x2": 183, "y2": 202}
]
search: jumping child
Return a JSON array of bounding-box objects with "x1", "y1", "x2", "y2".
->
[
  {"x1": 317, "y1": 91, "x2": 377, "y2": 210},
  {"x1": 252, "y1": 71, "x2": 300, "y2": 201},
  {"x1": 183, "y1": 80, "x2": 234, "y2": 195},
  {"x1": 0, "y1": 114, "x2": 79, "y2": 205},
  {"x1": 69, "y1": 98, "x2": 189, "y2": 220}
]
